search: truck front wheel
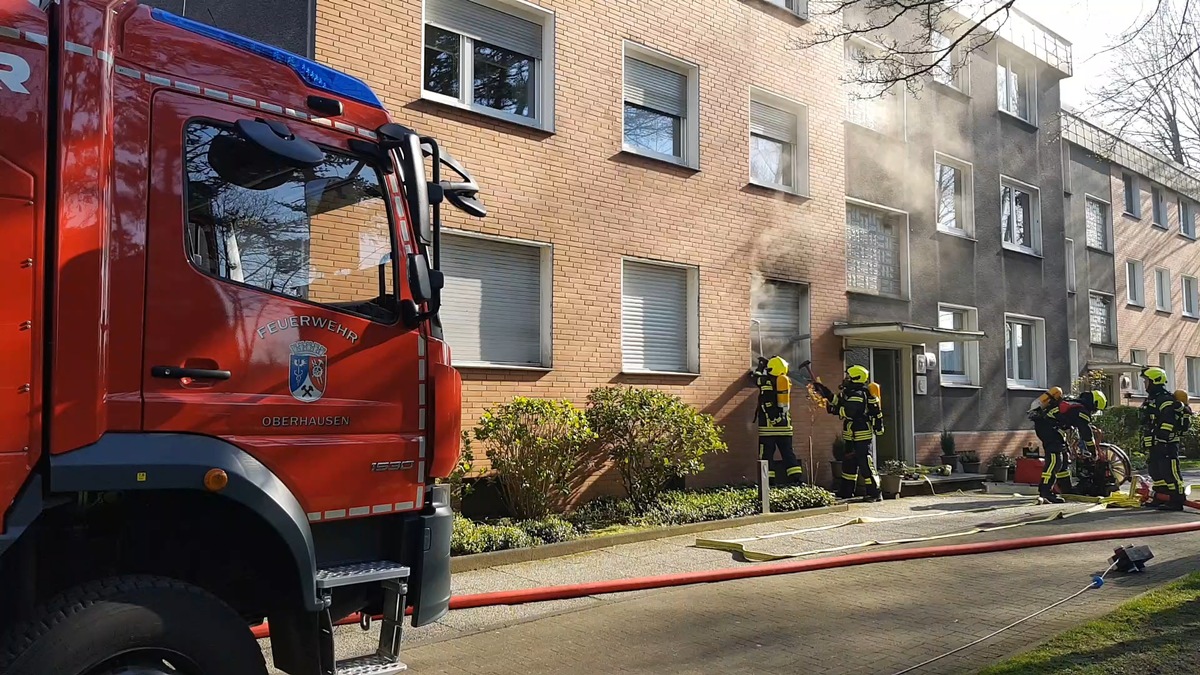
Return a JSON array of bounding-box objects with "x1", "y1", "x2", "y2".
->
[{"x1": 0, "y1": 575, "x2": 267, "y2": 675}]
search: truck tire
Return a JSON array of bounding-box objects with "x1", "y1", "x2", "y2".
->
[{"x1": 0, "y1": 575, "x2": 267, "y2": 675}]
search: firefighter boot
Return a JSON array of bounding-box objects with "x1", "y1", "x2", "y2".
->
[
  {"x1": 1055, "y1": 476, "x2": 1075, "y2": 497},
  {"x1": 1038, "y1": 485, "x2": 1064, "y2": 504}
]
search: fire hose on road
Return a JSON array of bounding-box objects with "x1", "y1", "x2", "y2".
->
[{"x1": 251, "y1": 499, "x2": 1200, "y2": 641}]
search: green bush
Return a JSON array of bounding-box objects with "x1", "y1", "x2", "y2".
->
[
  {"x1": 516, "y1": 516, "x2": 578, "y2": 544},
  {"x1": 769, "y1": 484, "x2": 838, "y2": 511},
  {"x1": 450, "y1": 515, "x2": 536, "y2": 556},
  {"x1": 473, "y1": 397, "x2": 599, "y2": 519},
  {"x1": 566, "y1": 495, "x2": 639, "y2": 532},
  {"x1": 640, "y1": 488, "x2": 757, "y2": 526},
  {"x1": 1094, "y1": 405, "x2": 1142, "y2": 453},
  {"x1": 586, "y1": 386, "x2": 728, "y2": 510}
]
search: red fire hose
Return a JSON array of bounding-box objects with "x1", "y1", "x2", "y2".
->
[{"x1": 251, "y1": 509, "x2": 1200, "y2": 641}]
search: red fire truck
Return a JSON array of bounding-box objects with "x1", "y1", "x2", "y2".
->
[{"x1": 0, "y1": 1, "x2": 482, "y2": 673}]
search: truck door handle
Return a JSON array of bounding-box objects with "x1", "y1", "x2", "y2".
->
[{"x1": 151, "y1": 366, "x2": 232, "y2": 381}]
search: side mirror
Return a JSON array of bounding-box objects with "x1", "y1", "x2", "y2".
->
[
  {"x1": 235, "y1": 119, "x2": 324, "y2": 167},
  {"x1": 421, "y1": 139, "x2": 487, "y2": 219},
  {"x1": 378, "y1": 123, "x2": 433, "y2": 245},
  {"x1": 408, "y1": 253, "x2": 433, "y2": 304}
]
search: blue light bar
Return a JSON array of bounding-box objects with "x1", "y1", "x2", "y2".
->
[{"x1": 151, "y1": 8, "x2": 385, "y2": 110}]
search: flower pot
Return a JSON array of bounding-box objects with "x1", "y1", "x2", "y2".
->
[
  {"x1": 881, "y1": 474, "x2": 903, "y2": 498},
  {"x1": 962, "y1": 461, "x2": 982, "y2": 474},
  {"x1": 990, "y1": 465, "x2": 1009, "y2": 482},
  {"x1": 941, "y1": 455, "x2": 961, "y2": 473}
]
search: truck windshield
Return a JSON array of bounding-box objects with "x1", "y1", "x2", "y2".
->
[{"x1": 183, "y1": 121, "x2": 399, "y2": 323}]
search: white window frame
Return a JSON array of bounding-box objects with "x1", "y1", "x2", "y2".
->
[
  {"x1": 1160, "y1": 353, "x2": 1176, "y2": 390},
  {"x1": 760, "y1": 0, "x2": 809, "y2": 18},
  {"x1": 844, "y1": 37, "x2": 907, "y2": 138},
  {"x1": 1069, "y1": 338, "x2": 1080, "y2": 382},
  {"x1": 439, "y1": 229, "x2": 553, "y2": 369},
  {"x1": 420, "y1": 0, "x2": 557, "y2": 131},
  {"x1": 1130, "y1": 349, "x2": 1148, "y2": 395},
  {"x1": 1180, "y1": 198, "x2": 1197, "y2": 239},
  {"x1": 934, "y1": 152, "x2": 975, "y2": 237},
  {"x1": 1065, "y1": 238, "x2": 1076, "y2": 293},
  {"x1": 620, "y1": 257, "x2": 700, "y2": 375},
  {"x1": 1122, "y1": 172, "x2": 1141, "y2": 217},
  {"x1": 1084, "y1": 193, "x2": 1112, "y2": 252},
  {"x1": 930, "y1": 29, "x2": 970, "y2": 94},
  {"x1": 1155, "y1": 267, "x2": 1172, "y2": 312},
  {"x1": 1183, "y1": 275, "x2": 1199, "y2": 318},
  {"x1": 1152, "y1": 185, "x2": 1169, "y2": 228},
  {"x1": 1188, "y1": 356, "x2": 1200, "y2": 397},
  {"x1": 621, "y1": 41, "x2": 701, "y2": 169},
  {"x1": 844, "y1": 198, "x2": 912, "y2": 300},
  {"x1": 1088, "y1": 291, "x2": 1115, "y2": 346},
  {"x1": 1004, "y1": 313, "x2": 1047, "y2": 389},
  {"x1": 748, "y1": 86, "x2": 810, "y2": 197},
  {"x1": 1126, "y1": 259, "x2": 1145, "y2": 307},
  {"x1": 1000, "y1": 175, "x2": 1043, "y2": 255},
  {"x1": 751, "y1": 276, "x2": 813, "y2": 369},
  {"x1": 937, "y1": 303, "x2": 980, "y2": 386},
  {"x1": 997, "y1": 52, "x2": 1036, "y2": 125}
]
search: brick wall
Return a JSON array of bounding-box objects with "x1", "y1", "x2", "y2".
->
[
  {"x1": 1112, "y1": 167, "x2": 1200, "y2": 403},
  {"x1": 307, "y1": 198, "x2": 392, "y2": 304},
  {"x1": 914, "y1": 430, "x2": 1038, "y2": 467},
  {"x1": 313, "y1": 0, "x2": 851, "y2": 493}
]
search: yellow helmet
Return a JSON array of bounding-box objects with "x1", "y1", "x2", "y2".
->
[
  {"x1": 1087, "y1": 390, "x2": 1108, "y2": 411},
  {"x1": 846, "y1": 365, "x2": 870, "y2": 384},
  {"x1": 1142, "y1": 367, "x2": 1168, "y2": 386},
  {"x1": 767, "y1": 356, "x2": 789, "y2": 377}
]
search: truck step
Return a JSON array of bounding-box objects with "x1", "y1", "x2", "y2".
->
[
  {"x1": 317, "y1": 561, "x2": 410, "y2": 590},
  {"x1": 335, "y1": 653, "x2": 408, "y2": 675}
]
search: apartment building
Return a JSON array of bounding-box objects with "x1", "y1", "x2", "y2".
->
[
  {"x1": 840, "y1": 9, "x2": 1074, "y2": 465},
  {"x1": 1062, "y1": 115, "x2": 1200, "y2": 404}
]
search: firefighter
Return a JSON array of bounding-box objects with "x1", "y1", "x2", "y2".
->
[
  {"x1": 1139, "y1": 367, "x2": 1187, "y2": 511},
  {"x1": 820, "y1": 365, "x2": 884, "y2": 502},
  {"x1": 1028, "y1": 389, "x2": 1108, "y2": 503},
  {"x1": 751, "y1": 356, "x2": 804, "y2": 485}
]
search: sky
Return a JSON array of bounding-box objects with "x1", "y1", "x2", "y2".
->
[{"x1": 1017, "y1": 0, "x2": 1157, "y2": 110}]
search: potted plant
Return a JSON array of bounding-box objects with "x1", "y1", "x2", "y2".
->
[
  {"x1": 880, "y1": 459, "x2": 906, "y2": 498},
  {"x1": 959, "y1": 450, "x2": 982, "y2": 474},
  {"x1": 940, "y1": 429, "x2": 961, "y2": 473},
  {"x1": 989, "y1": 454, "x2": 1015, "y2": 483}
]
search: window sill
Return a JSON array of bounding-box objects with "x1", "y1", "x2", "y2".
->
[
  {"x1": 748, "y1": 179, "x2": 810, "y2": 199},
  {"x1": 1128, "y1": 301, "x2": 1145, "y2": 308},
  {"x1": 998, "y1": 109, "x2": 1039, "y2": 130},
  {"x1": 454, "y1": 362, "x2": 553, "y2": 372},
  {"x1": 1152, "y1": 223, "x2": 1168, "y2": 231},
  {"x1": 1156, "y1": 307, "x2": 1173, "y2": 314},
  {"x1": 1085, "y1": 245, "x2": 1113, "y2": 255},
  {"x1": 749, "y1": 0, "x2": 810, "y2": 22},
  {"x1": 1184, "y1": 313, "x2": 1200, "y2": 320},
  {"x1": 940, "y1": 382, "x2": 982, "y2": 389},
  {"x1": 937, "y1": 228, "x2": 977, "y2": 242},
  {"x1": 1180, "y1": 232, "x2": 1197, "y2": 242},
  {"x1": 1001, "y1": 244, "x2": 1044, "y2": 259},
  {"x1": 847, "y1": 290, "x2": 909, "y2": 302},
  {"x1": 1090, "y1": 341, "x2": 1118, "y2": 349},
  {"x1": 620, "y1": 369, "x2": 700, "y2": 378},
  {"x1": 932, "y1": 80, "x2": 970, "y2": 99},
  {"x1": 620, "y1": 146, "x2": 699, "y2": 172},
  {"x1": 421, "y1": 91, "x2": 553, "y2": 133},
  {"x1": 1007, "y1": 384, "x2": 1047, "y2": 392}
]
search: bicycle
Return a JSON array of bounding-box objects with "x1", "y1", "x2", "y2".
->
[{"x1": 1062, "y1": 423, "x2": 1134, "y2": 496}]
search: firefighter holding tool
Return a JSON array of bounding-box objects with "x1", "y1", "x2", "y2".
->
[
  {"x1": 815, "y1": 366, "x2": 884, "y2": 502},
  {"x1": 751, "y1": 356, "x2": 804, "y2": 484},
  {"x1": 1138, "y1": 367, "x2": 1190, "y2": 511},
  {"x1": 1027, "y1": 387, "x2": 1108, "y2": 503}
]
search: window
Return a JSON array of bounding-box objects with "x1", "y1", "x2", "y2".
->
[
  {"x1": 1089, "y1": 293, "x2": 1114, "y2": 345},
  {"x1": 1065, "y1": 238, "x2": 1076, "y2": 293},
  {"x1": 1160, "y1": 353, "x2": 1176, "y2": 390},
  {"x1": 1155, "y1": 268, "x2": 1172, "y2": 311},
  {"x1": 1085, "y1": 196, "x2": 1110, "y2": 251},
  {"x1": 931, "y1": 30, "x2": 969, "y2": 92},
  {"x1": 1183, "y1": 275, "x2": 1199, "y2": 317},
  {"x1": 997, "y1": 54, "x2": 1034, "y2": 123},
  {"x1": 1000, "y1": 176, "x2": 1041, "y2": 254},
  {"x1": 440, "y1": 232, "x2": 551, "y2": 367},
  {"x1": 751, "y1": 279, "x2": 811, "y2": 371},
  {"x1": 1188, "y1": 357, "x2": 1200, "y2": 396},
  {"x1": 935, "y1": 153, "x2": 973, "y2": 236},
  {"x1": 762, "y1": 0, "x2": 808, "y2": 17},
  {"x1": 623, "y1": 43, "x2": 700, "y2": 168},
  {"x1": 183, "y1": 122, "x2": 398, "y2": 322},
  {"x1": 1152, "y1": 186, "x2": 1168, "y2": 227},
  {"x1": 1005, "y1": 314, "x2": 1046, "y2": 388},
  {"x1": 749, "y1": 88, "x2": 809, "y2": 195},
  {"x1": 1069, "y1": 339, "x2": 1080, "y2": 382},
  {"x1": 938, "y1": 304, "x2": 980, "y2": 385},
  {"x1": 845, "y1": 39, "x2": 904, "y2": 135},
  {"x1": 1130, "y1": 349, "x2": 1148, "y2": 394},
  {"x1": 1126, "y1": 260, "x2": 1145, "y2": 306},
  {"x1": 422, "y1": 0, "x2": 554, "y2": 129},
  {"x1": 1122, "y1": 173, "x2": 1140, "y2": 216},
  {"x1": 1181, "y1": 199, "x2": 1197, "y2": 238},
  {"x1": 621, "y1": 259, "x2": 698, "y2": 373},
  {"x1": 846, "y1": 202, "x2": 907, "y2": 298}
]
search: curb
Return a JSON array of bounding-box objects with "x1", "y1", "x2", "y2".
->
[{"x1": 450, "y1": 503, "x2": 851, "y2": 573}]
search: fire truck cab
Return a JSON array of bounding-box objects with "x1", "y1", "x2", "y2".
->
[{"x1": 0, "y1": 1, "x2": 480, "y2": 673}]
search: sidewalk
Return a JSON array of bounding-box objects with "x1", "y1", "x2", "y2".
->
[{"x1": 260, "y1": 488, "x2": 1200, "y2": 673}]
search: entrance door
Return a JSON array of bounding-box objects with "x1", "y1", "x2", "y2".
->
[
  {"x1": 142, "y1": 92, "x2": 425, "y2": 519},
  {"x1": 844, "y1": 346, "x2": 904, "y2": 464}
]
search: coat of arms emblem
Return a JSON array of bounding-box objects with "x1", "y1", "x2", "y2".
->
[{"x1": 289, "y1": 340, "x2": 328, "y2": 402}]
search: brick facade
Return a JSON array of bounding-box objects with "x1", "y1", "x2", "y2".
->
[{"x1": 313, "y1": 0, "x2": 850, "y2": 490}]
